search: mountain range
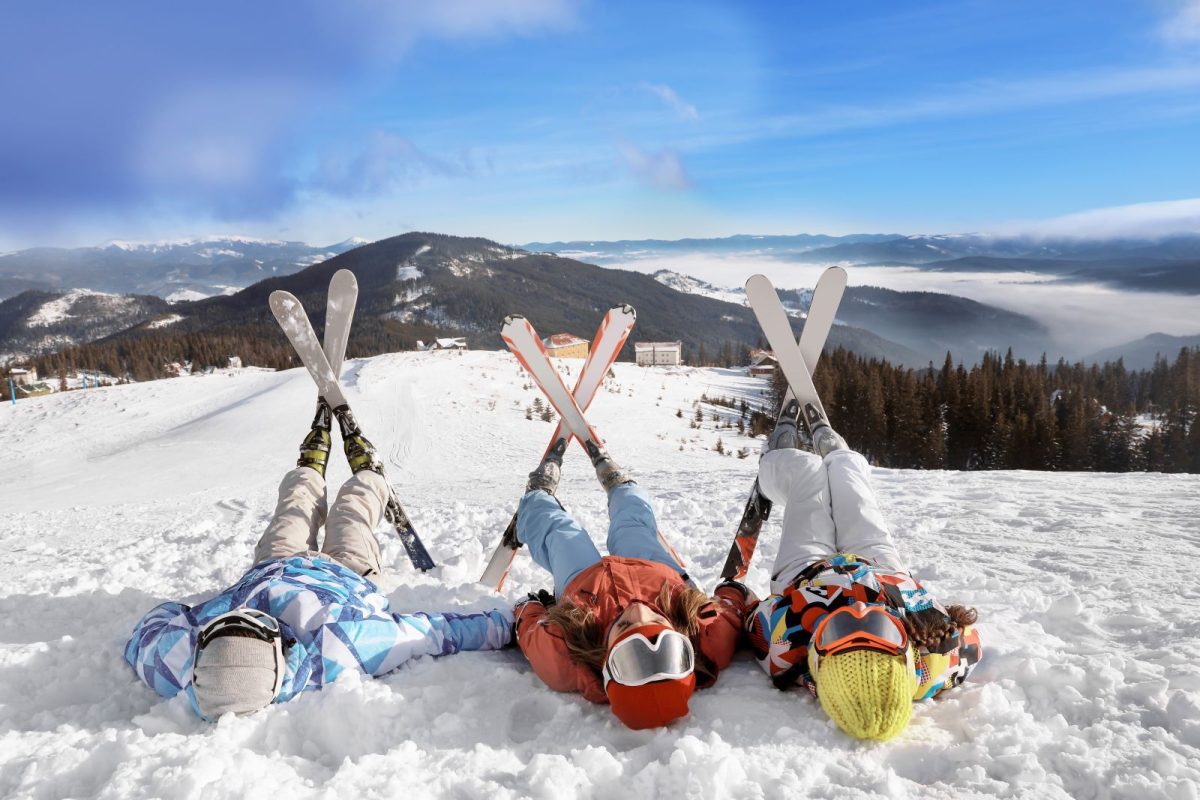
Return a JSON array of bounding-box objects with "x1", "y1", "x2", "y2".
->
[
  {"x1": 524, "y1": 233, "x2": 1200, "y2": 294},
  {"x1": 0, "y1": 237, "x2": 370, "y2": 301},
  {"x1": 1, "y1": 232, "x2": 1194, "y2": 373}
]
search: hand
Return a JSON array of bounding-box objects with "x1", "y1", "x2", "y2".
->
[{"x1": 527, "y1": 589, "x2": 557, "y2": 608}]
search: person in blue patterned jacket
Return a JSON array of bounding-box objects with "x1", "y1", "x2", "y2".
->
[{"x1": 125, "y1": 405, "x2": 512, "y2": 720}]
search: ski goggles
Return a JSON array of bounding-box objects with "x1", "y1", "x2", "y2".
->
[
  {"x1": 808, "y1": 602, "x2": 912, "y2": 676},
  {"x1": 602, "y1": 629, "x2": 695, "y2": 688},
  {"x1": 198, "y1": 608, "x2": 286, "y2": 698}
]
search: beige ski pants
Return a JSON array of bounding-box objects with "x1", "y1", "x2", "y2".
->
[
  {"x1": 254, "y1": 467, "x2": 389, "y2": 578},
  {"x1": 758, "y1": 448, "x2": 907, "y2": 595}
]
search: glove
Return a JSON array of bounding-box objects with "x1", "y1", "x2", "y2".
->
[{"x1": 526, "y1": 589, "x2": 556, "y2": 608}]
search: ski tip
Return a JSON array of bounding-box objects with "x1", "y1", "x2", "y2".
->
[
  {"x1": 331, "y1": 268, "x2": 359, "y2": 288},
  {"x1": 268, "y1": 290, "x2": 301, "y2": 313},
  {"x1": 619, "y1": 303, "x2": 636, "y2": 318},
  {"x1": 501, "y1": 313, "x2": 526, "y2": 327},
  {"x1": 745, "y1": 273, "x2": 772, "y2": 291}
]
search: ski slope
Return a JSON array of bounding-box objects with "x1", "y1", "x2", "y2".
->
[{"x1": 1, "y1": 350, "x2": 1198, "y2": 799}]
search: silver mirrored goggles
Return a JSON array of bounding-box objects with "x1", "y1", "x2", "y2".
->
[
  {"x1": 602, "y1": 630, "x2": 695, "y2": 688},
  {"x1": 197, "y1": 608, "x2": 286, "y2": 698}
]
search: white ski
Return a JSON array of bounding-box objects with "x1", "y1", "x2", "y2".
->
[
  {"x1": 501, "y1": 313, "x2": 690, "y2": 580},
  {"x1": 269, "y1": 288, "x2": 436, "y2": 572},
  {"x1": 324, "y1": 269, "x2": 358, "y2": 377},
  {"x1": 501, "y1": 315, "x2": 604, "y2": 449},
  {"x1": 270, "y1": 291, "x2": 349, "y2": 408},
  {"x1": 745, "y1": 273, "x2": 829, "y2": 427},
  {"x1": 721, "y1": 266, "x2": 847, "y2": 580},
  {"x1": 479, "y1": 305, "x2": 637, "y2": 590}
]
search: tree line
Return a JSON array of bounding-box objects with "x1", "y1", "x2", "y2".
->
[
  {"x1": 6, "y1": 324, "x2": 1198, "y2": 473},
  {"x1": 762, "y1": 347, "x2": 1199, "y2": 473}
]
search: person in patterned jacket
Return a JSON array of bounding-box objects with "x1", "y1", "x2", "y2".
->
[
  {"x1": 125, "y1": 406, "x2": 512, "y2": 720},
  {"x1": 745, "y1": 413, "x2": 982, "y2": 741},
  {"x1": 513, "y1": 438, "x2": 755, "y2": 730}
]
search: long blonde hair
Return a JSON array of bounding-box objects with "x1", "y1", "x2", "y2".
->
[{"x1": 545, "y1": 583, "x2": 717, "y2": 683}]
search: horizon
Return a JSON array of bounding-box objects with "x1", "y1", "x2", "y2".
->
[{"x1": 4, "y1": 1, "x2": 1200, "y2": 249}]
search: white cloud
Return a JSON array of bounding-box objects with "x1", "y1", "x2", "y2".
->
[
  {"x1": 310, "y1": 131, "x2": 471, "y2": 197},
  {"x1": 1161, "y1": 0, "x2": 1200, "y2": 43},
  {"x1": 614, "y1": 139, "x2": 692, "y2": 190},
  {"x1": 703, "y1": 65, "x2": 1200, "y2": 148},
  {"x1": 640, "y1": 82, "x2": 700, "y2": 121},
  {"x1": 994, "y1": 198, "x2": 1200, "y2": 239}
]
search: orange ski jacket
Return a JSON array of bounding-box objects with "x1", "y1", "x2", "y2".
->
[{"x1": 514, "y1": 556, "x2": 754, "y2": 703}]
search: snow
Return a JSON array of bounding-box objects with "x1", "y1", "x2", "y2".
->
[
  {"x1": 166, "y1": 289, "x2": 211, "y2": 304},
  {"x1": 1, "y1": 351, "x2": 1198, "y2": 798},
  {"x1": 146, "y1": 314, "x2": 184, "y2": 329},
  {"x1": 26, "y1": 289, "x2": 130, "y2": 327},
  {"x1": 397, "y1": 265, "x2": 424, "y2": 282}
]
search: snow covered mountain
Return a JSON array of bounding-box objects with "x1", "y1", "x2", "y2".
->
[
  {"x1": 0, "y1": 236, "x2": 372, "y2": 301},
  {"x1": 0, "y1": 288, "x2": 170, "y2": 362},
  {"x1": 1, "y1": 349, "x2": 1197, "y2": 798},
  {"x1": 13, "y1": 232, "x2": 930, "y2": 370}
]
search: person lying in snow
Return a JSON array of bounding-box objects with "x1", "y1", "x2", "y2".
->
[
  {"x1": 125, "y1": 405, "x2": 512, "y2": 720},
  {"x1": 512, "y1": 439, "x2": 756, "y2": 730},
  {"x1": 745, "y1": 413, "x2": 982, "y2": 741}
]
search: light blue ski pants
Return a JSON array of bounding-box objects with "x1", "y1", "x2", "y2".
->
[{"x1": 517, "y1": 484, "x2": 685, "y2": 595}]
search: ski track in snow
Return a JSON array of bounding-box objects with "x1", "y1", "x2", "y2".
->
[{"x1": 0, "y1": 350, "x2": 1198, "y2": 799}]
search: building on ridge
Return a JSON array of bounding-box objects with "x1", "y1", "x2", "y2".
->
[
  {"x1": 635, "y1": 341, "x2": 682, "y2": 367},
  {"x1": 543, "y1": 333, "x2": 589, "y2": 359}
]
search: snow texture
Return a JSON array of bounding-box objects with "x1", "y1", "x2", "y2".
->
[
  {"x1": 1, "y1": 351, "x2": 1198, "y2": 799},
  {"x1": 145, "y1": 314, "x2": 184, "y2": 329},
  {"x1": 26, "y1": 289, "x2": 132, "y2": 327}
]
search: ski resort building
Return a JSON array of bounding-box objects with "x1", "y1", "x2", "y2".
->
[
  {"x1": 542, "y1": 333, "x2": 589, "y2": 359},
  {"x1": 748, "y1": 349, "x2": 777, "y2": 377},
  {"x1": 635, "y1": 341, "x2": 682, "y2": 367},
  {"x1": 417, "y1": 338, "x2": 468, "y2": 351},
  {"x1": 8, "y1": 366, "x2": 37, "y2": 386}
]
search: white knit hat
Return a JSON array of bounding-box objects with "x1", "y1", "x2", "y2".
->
[{"x1": 192, "y1": 636, "x2": 280, "y2": 718}]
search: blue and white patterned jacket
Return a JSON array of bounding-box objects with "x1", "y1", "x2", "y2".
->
[{"x1": 125, "y1": 556, "x2": 513, "y2": 718}]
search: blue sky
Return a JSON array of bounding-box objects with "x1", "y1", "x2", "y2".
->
[{"x1": 3, "y1": 0, "x2": 1200, "y2": 248}]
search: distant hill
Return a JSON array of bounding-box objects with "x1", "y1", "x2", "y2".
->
[
  {"x1": 0, "y1": 289, "x2": 170, "y2": 362},
  {"x1": 1086, "y1": 333, "x2": 1200, "y2": 371},
  {"x1": 0, "y1": 237, "x2": 371, "y2": 301}
]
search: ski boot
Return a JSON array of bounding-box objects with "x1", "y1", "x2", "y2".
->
[
  {"x1": 584, "y1": 440, "x2": 634, "y2": 492},
  {"x1": 804, "y1": 401, "x2": 848, "y2": 458},
  {"x1": 766, "y1": 399, "x2": 801, "y2": 452},
  {"x1": 526, "y1": 436, "x2": 567, "y2": 495},
  {"x1": 333, "y1": 405, "x2": 384, "y2": 475},
  {"x1": 297, "y1": 401, "x2": 333, "y2": 477}
]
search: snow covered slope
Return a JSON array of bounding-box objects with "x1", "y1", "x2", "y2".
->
[{"x1": 1, "y1": 351, "x2": 1198, "y2": 799}]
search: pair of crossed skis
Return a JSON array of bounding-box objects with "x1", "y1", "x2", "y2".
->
[{"x1": 269, "y1": 268, "x2": 847, "y2": 586}]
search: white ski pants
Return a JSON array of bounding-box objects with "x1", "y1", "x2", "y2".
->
[
  {"x1": 254, "y1": 467, "x2": 389, "y2": 578},
  {"x1": 758, "y1": 448, "x2": 907, "y2": 595}
]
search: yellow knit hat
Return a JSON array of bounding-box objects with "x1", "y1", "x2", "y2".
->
[{"x1": 813, "y1": 649, "x2": 914, "y2": 741}]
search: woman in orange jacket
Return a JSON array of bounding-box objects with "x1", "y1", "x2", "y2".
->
[{"x1": 512, "y1": 440, "x2": 755, "y2": 729}]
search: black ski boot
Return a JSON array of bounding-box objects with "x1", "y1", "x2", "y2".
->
[
  {"x1": 526, "y1": 437, "x2": 567, "y2": 495},
  {"x1": 584, "y1": 440, "x2": 634, "y2": 491},
  {"x1": 333, "y1": 405, "x2": 384, "y2": 475},
  {"x1": 297, "y1": 401, "x2": 333, "y2": 477}
]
